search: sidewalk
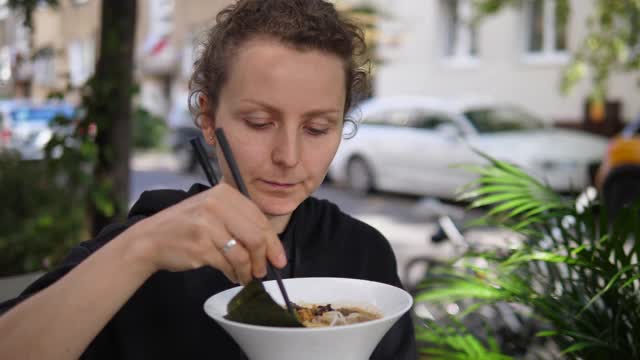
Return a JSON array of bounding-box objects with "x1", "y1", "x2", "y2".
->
[{"x1": 131, "y1": 150, "x2": 180, "y2": 172}]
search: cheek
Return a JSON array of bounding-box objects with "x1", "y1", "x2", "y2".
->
[
  {"x1": 236, "y1": 141, "x2": 269, "y2": 170},
  {"x1": 218, "y1": 129, "x2": 268, "y2": 175},
  {"x1": 303, "y1": 137, "x2": 341, "y2": 177}
]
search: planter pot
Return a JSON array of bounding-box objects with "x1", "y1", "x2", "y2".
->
[
  {"x1": 0, "y1": 271, "x2": 44, "y2": 303},
  {"x1": 583, "y1": 99, "x2": 624, "y2": 137}
]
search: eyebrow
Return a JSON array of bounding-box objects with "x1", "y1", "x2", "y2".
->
[{"x1": 239, "y1": 99, "x2": 341, "y2": 120}]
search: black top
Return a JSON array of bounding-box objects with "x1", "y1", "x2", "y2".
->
[{"x1": 0, "y1": 184, "x2": 417, "y2": 360}]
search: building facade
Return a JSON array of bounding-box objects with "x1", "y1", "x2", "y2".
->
[
  {"x1": 0, "y1": 0, "x2": 33, "y2": 98},
  {"x1": 135, "y1": 0, "x2": 230, "y2": 122},
  {"x1": 0, "y1": 0, "x2": 636, "y2": 126},
  {"x1": 372, "y1": 0, "x2": 639, "y2": 123},
  {"x1": 0, "y1": 0, "x2": 232, "y2": 124}
]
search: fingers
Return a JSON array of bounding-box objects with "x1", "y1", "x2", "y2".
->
[
  {"x1": 185, "y1": 183, "x2": 289, "y2": 283},
  {"x1": 219, "y1": 217, "x2": 269, "y2": 279},
  {"x1": 202, "y1": 247, "x2": 238, "y2": 284},
  {"x1": 208, "y1": 184, "x2": 288, "y2": 272},
  {"x1": 265, "y1": 234, "x2": 287, "y2": 269},
  {"x1": 222, "y1": 244, "x2": 254, "y2": 285},
  {"x1": 199, "y1": 216, "x2": 250, "y2": 284},
  {"x1": 130, "y1": 182, "x2": 288, "y2": 280}
]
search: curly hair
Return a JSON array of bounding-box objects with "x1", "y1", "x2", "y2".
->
[{"x1": 188, "y1": 0, "x2": 370, "y2": 131}]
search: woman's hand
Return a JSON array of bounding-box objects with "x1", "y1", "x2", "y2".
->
[{"x1": 119, "y1": 183, "x2": 287, "y2": 284}]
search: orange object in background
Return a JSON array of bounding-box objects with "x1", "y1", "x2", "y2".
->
[
  {"x1": 608, "y1": 138, "x2": 640, "y2": 167},
  {"x1": 595, "y1": 117, "x2": 640, "y2": 190}
]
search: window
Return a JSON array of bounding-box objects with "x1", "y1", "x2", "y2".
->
[
  {"x1": 464, "y1": 106, "x2": 545, "y2": 133},
  {"x1": 148, "y1": 0, "x2": 174, "y2": 37},
  {"x1": 365, "y1": 110, "x2": 414, "y2": 127},
  {"x1": 67, "y1": 37, "x2": 96, "y2": 87},
  {"x1": 14, "y1": 14, "x2": 30, "y2": 54},
  {"x1": 71, "y1": 0, "x2": 89, "y2": 5},
  {"x1": 363, "y1": 113, "x2": 385, "y2": 125},
  {"x1": 524, "y1": 0, "x2": 567, "y2": 55},
  {"x1": 441, "y1": 0, "x2": 478, "y2": 59},
  {"x1": 0, "y1": 46, "x2": 10, "y2": 83},
  {"x1": 32, "y1": 48, "x2": 56, "y2": 86},
  {"x1": 0, "y1": 0, "x2": 8, "y2": 20},
  {"x1": 181, "y1": 32, "x2": 196, "y2": 79},
  {"x1": 410, "y1": 113, "x2": 455, "y2": 130},
  {"x1": 142, "y1": 0, "x2": 174, "y2": 56}
]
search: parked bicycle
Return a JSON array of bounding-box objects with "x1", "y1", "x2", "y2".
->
[{"x1": 406, "y1": 199, "x2": 552, "y2": 357}]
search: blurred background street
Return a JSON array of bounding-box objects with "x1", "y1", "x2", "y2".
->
[{"x1": 1, "y1": 0, "x2": 639, "y2": 358}]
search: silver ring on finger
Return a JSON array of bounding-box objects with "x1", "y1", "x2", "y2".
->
[{"x1": 222, "y1": 238, "x2": 237, "y2": 254}]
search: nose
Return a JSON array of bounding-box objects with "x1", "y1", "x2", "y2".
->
[{"x1": 271, "y1": 126, "x2": 300, "y2": 168}]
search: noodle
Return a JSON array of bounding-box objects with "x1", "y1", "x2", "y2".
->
[{"x1": 290, "y1": 303, "x2": 382, "y2": 327}]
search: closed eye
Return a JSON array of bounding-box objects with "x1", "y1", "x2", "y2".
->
[
  {"x1": 245, "y1": 118, "x2": 272, "y2": 129},
  {"x1": 305, "y1": 127, "x2": 329, "y2": 136}
]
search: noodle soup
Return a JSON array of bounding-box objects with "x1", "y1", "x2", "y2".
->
[
  {"x1": 204, "y1": 277, "x2": 413, "y2": 360},
  {"x1": 292, "y1": 303, "x2": 382, "y2": 327}
]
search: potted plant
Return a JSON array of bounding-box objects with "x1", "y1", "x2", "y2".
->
[{"x1": 413, "y1": 154, "x2": 640, "y2": 359}]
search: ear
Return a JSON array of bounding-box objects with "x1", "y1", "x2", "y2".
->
[{"x1": 198, "y1": 94, "x2": 216, "y2": 146}]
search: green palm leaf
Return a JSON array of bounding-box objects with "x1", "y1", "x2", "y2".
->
[
  {"x1": 416, "y1": 320, "x2": 513, "y2": 360},
  {"x1": 415, "y1": 151, "x2": 640, "y2": 359}
]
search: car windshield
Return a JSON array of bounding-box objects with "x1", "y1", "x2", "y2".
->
[
  {"x1": 10, "y1": 107, "x2": 75, "y2": 124},
  {"x1": 464, "y1": 106, "x2": 545, "y2": 133}
]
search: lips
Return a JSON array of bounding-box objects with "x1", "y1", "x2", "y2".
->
[{"x1": 260, "y1": 179, "x2": 297, "y2": 189}]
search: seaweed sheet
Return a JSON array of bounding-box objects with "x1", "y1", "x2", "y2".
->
[{"x1": 225, "y1": 279, "x2": 303, "y2": 327}]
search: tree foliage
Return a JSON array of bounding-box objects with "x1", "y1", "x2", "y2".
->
[{"x1": 8, "y1": 1, "x2": 138, "y2": 235}]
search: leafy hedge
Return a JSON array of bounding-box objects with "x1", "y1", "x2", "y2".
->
[
  {"x1": 133, "y1": 107, "x2": 167, "y2": 150},
  {"x1": 0, "y1": 152, "x2": 85, "y2": 276}
]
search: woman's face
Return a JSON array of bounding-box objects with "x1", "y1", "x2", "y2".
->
[{"x1": 201, "y1": 38, "x2": 346, "y2": 219}]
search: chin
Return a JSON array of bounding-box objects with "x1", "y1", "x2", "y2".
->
[{"x1": 256, "y1": 196, "x2": 304, "y2": 217}]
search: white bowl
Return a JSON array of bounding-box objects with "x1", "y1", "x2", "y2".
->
[{"x1": 204, "y1": 277, "x2": 413, "y2": 360}]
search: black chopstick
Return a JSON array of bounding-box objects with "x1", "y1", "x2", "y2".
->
[
  {"x1": 189, "y1": 137, "x2": 219, "y2": 186},
  {"x1": 214, "y1": 128, "x2": 296, "y2": 316}
]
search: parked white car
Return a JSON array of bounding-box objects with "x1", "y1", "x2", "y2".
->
[{"x1": 329, "y1": 96, "x2": 608, "y2": 199}]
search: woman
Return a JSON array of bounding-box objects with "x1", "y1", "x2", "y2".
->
[{"x1": 0, "y1": 1, "x2": 417, "y2": 359}]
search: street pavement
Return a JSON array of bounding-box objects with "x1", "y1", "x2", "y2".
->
[{"x1": 130, "y1": 151, "x2": 516, "y2": 288}]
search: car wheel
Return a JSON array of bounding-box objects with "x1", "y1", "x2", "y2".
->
[{"x1": 347, "y1": 156, "x2": 375, "y2": 194}]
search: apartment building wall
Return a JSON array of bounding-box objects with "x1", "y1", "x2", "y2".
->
[
  {"x1": 26, "y1": 0, "x2": 100, "y2": 101},
  {"x1": 30, "y1": 5, "x2": 64, "y2": 100},
  {"x1": 169, "y1": 0, "x2": 230, "y2": 120},
  {"x1": 136, "y1": 0, "x2": 231, "y2": 121},
  {"x1": 26, "y1": 0, "x2": 232, "y2": 118},
  {"x1": 0, "y1": 17, "x2": 12, "y2": 96},
  {"x1": 375, "y1": 0, "x2": 639, "y2": 123},
  {"x1": 59, "y1": 0, "x2": 100, "y2": 102},
  {"x1": 22, "y1": 0, "x2": 635, "y2": 125}
]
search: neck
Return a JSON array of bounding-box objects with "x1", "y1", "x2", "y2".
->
[{"x1": 268, "y1": 213, "x2": 292, "y2": 234}]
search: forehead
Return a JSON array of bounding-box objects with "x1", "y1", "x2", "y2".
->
[{"x1": 221, "y1": 38, "x2": 347, "y2": 111}]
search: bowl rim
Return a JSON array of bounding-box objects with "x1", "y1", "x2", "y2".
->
[{"x1": 203, "y1": 277, "x2": 414, "y2": 332}]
